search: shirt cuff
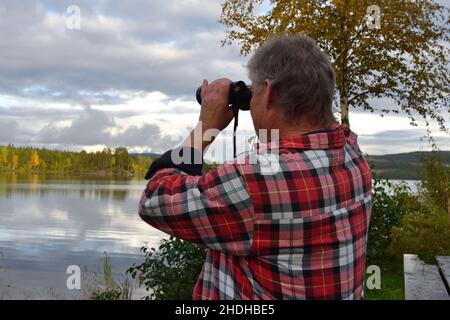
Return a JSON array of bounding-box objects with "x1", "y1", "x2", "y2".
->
[{"x1": 144, "y1": 146, "x2": 204, "y2": 180}]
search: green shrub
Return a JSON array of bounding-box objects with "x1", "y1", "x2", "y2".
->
[
  {"x1": 388, "y1": 152, "x2": 450, "y2": 264},
  {"x1": 127, "y1": 237, "x2": 207, "y2": 300},
  {"x1": 367, "y1": 178, "x2": 417, "y2": 260},
  {"x1": 417, "y1": 152, "x2": 449, "y2": 213},
  {"x1": 368, "y1": 151, "x2": 449, "y2": 262},
  {"x1": 91, "y1": 289, "x2": 122, "y2": 300},
  {"x1": 390, "y1": 209, "x2": 450, "y2": 264}
]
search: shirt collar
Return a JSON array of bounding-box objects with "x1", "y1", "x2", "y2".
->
[{"x1": 255, "y1": 123, "x2": 357, "y2": 152}]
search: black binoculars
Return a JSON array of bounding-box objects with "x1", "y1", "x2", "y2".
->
[{"x1": 195, "y1": 81, "x2": 252, "y2": 111}]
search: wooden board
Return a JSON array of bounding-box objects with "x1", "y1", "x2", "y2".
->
[
  {"x1": 403, "y1": 254, "x2": 449, "y2": 300},
  {"x1": 436, "y1": 256, "x2": 450, "y2": 294}
]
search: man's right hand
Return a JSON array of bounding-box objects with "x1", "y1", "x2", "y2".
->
[{"x1": 199, "y1": 78, "x2": 235, "y2": 132}]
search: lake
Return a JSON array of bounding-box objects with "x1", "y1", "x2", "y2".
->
[
  {"x1": 0, "y1": 174, "x2": 421, "y2": 299},
  {"x1": 0, "y1": 173, "x2": 166, "y2": 299}
]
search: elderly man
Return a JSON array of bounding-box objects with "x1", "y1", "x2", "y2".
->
[{"x1": 138, "y1": 34, "x2": 372, "y2": 300}]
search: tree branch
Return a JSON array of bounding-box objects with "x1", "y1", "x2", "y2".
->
[{"x1": 349, "y1": 90, "x2": 370, "y2": 104}]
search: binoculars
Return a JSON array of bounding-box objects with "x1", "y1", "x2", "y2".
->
[{"x1": 196, "y1": 81, "x2": 252, "y2": 111}]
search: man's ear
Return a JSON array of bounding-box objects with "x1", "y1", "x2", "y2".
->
[{"x1": 263, "y1": 79, "x2": 274, "y2": 109}]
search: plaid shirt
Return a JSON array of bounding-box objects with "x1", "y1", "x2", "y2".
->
[{"x1": 139, "y1": 123, "x2": 372, "y2": 300}]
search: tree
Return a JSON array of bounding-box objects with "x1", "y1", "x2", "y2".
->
[
  {"x1": 100, "y1": 148, "x2": 113, "y2": 171},
  {"x1": 220, "y1": 0, "x2": 449, "y2": 130},
  {"x1": 77, "y1": 150, "x2": 89, "y2": 172},
  {"x1": 0, "y1": 146, "x2": 8, "y2": 169},
  {"x1": 418, "y1": 151, "x2": 449, "y2": 214},
  {"x1": 30, "y1": 150, "x2": 40, "y2": 170},
  {"x1": 11, "y1": 154, "x2": 19, "y2": 170},
  {"x1": 114, "y1": 147, "x2": 131, "y2": 173}
]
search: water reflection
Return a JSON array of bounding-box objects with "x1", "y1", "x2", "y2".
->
[
  {"x1": 0, "y1": 174, "x2": 142, "y2": 201},
  {"x1": 0, "y1": 174, "x2": 166, "y2": 299},
  {"x1": 0, "y1": 183, "x2": 136, "y2": 201}
]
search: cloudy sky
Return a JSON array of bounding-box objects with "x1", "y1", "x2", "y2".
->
[{"x1": 0, "y1": 0, "x2": 448, "y2": 161}]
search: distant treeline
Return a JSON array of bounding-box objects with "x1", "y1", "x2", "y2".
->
[
  {"x1": 0, "y1": 145, "x2": 153, "y2": 176},
  {"x1": 0, "y1": 145, "x2": 220, "y2": 177},
  {"x1": 367, "y1": 151, "x2": 450, "y2": 180}
]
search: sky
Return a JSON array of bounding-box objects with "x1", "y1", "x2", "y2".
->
[{"x1": 0, "y1": 0, "x2": 448, "y2": 162}]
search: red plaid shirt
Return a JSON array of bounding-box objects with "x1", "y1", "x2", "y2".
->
[{"x1": 139, "y1": 124, "x2": 372, "y2": 299}]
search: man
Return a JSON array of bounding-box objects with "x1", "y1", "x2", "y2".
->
[{"x1": 138, "y1": 34, "x2": 372, "y2": 299}]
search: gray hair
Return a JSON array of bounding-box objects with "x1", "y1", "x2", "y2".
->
[{"x1": 247, "y1": 34, "x2": 336, "y2": 127}]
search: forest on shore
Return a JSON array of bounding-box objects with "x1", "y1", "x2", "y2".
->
[
  {"x1": 0, "y1": 145, "x2": 219, "y2": 177},
  {"x1": 0, "y1": 145, "x2": 152, "y2": 177}
]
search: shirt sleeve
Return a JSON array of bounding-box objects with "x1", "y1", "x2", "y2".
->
[{"x1": 138, "y1": 148, "x2": 255, "y2": 256}]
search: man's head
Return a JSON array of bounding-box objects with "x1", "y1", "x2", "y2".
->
[{"x1": 247, "y1": 34, "x2": 336, "y2": 135}]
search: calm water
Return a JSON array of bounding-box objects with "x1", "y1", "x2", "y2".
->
[
  {"x1": 0, "y1": 174, "x2": 421, "y2": 299},
  {"x1": 0, "y1": 173, "x2": 166, "y2": 299}
]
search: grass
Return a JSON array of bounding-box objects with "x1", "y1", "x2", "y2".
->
[
  {"x1": 90, "y1": 252, "x2": 133, "y2": 300},
  {"x1": 365, "y1": 255, "x2": 404, "y2": 300}
]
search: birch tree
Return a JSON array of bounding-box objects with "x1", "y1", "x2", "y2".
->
[{"x1": 220, "y1": 0, "x2": 449, "y2": 130}]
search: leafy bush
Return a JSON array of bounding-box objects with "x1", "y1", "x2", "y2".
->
[
  {"x1": 91, "y1": 289, "x2": 122, "y2": 300},
  {"x1": 417, "y1": 152, "x2": 449, "y2": 213},
  {"x1": 389, "y1": 152, "x2": 450, "y2": 263},
  {"x1": 127, "y1": 237, "x2": 207, "y2": 300},
  {"x1": 390, "y1": 209, "x2": 450, "y2": 264},
  {"x1": 366, "y1": 178, "x2": 417, "y2": 260},
  {"x1": 368, "y1": 151, "x2": 449, "y2": 262}
]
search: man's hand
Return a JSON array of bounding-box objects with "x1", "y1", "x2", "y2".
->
[
  {"x1": 199, "y1": 78, "x2": 235, "y2": 131},
  {"x1": 181, "y1": 79, "x2": 235, "y2": 155}
]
